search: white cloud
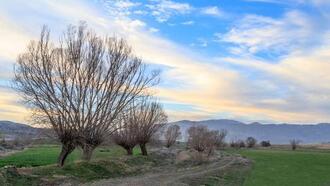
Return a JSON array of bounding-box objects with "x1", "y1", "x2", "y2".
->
[
  {"x1": 2, "y1": 0, "x2": 330, "y2": 124},
  {"x1": 201, "y1": 6, "x2": 224, "y2": 17},
  {"x1": 146, "y1": 0, "x2": 192, "y2": 22},
  {"x1": 0, "y1": 16, "x2": 33, "y2": 61},
  {"x1": 218, "y1": 11, "x2": 315, "y2": 55},
  {"x1": 182, "y1": 20, "x2": 194, "y2": 25}
]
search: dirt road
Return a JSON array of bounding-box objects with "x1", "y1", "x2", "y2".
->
[{"x1": 85, "y1": 154, "x2": 248, "y2": 186}]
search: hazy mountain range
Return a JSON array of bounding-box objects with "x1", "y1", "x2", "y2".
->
[
  {"x1": 0, "y1": 121, "x2": 43, "y2": 140},
  {"x1": 1, "y1": 119, "x2": 330, "y2": 144},
  {"x1": 171, "y1": 119, "x2": 330, "y2": 144}
]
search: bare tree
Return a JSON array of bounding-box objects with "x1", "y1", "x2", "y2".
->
[
  {"x1": 111, "y1": 114, "x2": 139, "y2": 155},
  {"x1": 132, "y1": 98, "x2": 167, "y2": 156},
  {"x1": 260, "y1": 140, "x2": 271, "y2": 147},
  {"x1": 230, "y1": 139, "x2": 245, "y2": 149},
  {"x1": 290, "y1": 139, "x2": 301, "y2": 150},
  {"x1": 246, "y1": 137, "x2": 257, "y2": 148},
  {"x1": 13, "y1": 23, "x2": 159, "y2": 166},
  {"x1": 187, "y1": 125, "x2": 209, "y2": 153},
  {"x1": 187, "y1": 125, "x2": 222, "y2": 157},
  {"x1": 164, "y1": 124, "x2": 181, "y2": 148},
  {"x1": 213, "y1": 129, "x2": 227, "y2": 149}
]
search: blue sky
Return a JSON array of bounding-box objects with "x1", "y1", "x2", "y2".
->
[{"x1": 1, "y1": 0, "x2": 330, "y2": 124}]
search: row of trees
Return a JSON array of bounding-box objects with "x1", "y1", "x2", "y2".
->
[{"x1": 14, "y1": 23, "x2": 167, "y2": 166}]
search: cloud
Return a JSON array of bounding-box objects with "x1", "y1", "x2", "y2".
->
[
  {"x1": 2, "y1": 0, "x2": 330, "y2": 124},
  {"x1": 200, "y1": 6, "x2": 224, "y2": 17},
  {"x1": 0, "y1": 16, "x2": 33, "y2": 61},
  {"x1": 217, "y1": 11, "x2": 316, "y2": 55},
  {"x1": 146, "y1": 0, "x2": 192, "y2": 22},
  {"x1": 181, "y1": 20, "x2": 194, "y2": 25},
  {"x1": 0, "y1": 87, "x2": 29, "y2": 123}
]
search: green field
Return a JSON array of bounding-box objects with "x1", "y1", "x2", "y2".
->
[
  {"x1": 0, "y1": 145, "x2": 141, "y2": 168},
  {"x1": 237, "y1": 149, "x2": 330, "y2": 186},
  {"x1": 2, "y1": 145, "x2": 330, "y2": 186}
]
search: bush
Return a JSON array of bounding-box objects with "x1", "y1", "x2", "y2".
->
[
  {"x1": 260, "y1": 140, "x2": 271, "y2": 147},
  {"x1": 230, "y1": 139, "x2": 245, "y2": 149},
  {"x1": 246, "y1": 137, "x2": 257, "y2": 148}
]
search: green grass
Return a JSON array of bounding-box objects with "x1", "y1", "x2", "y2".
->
[
  {"x1": 0, "y1": 145, "x2": 141, "y2": 168},
  {"x1": 236, "y1": 149, "x2": 330, "y2": 186},
  {"x1": 0, "y1": 145, "x2": 146, "y2": 185}
]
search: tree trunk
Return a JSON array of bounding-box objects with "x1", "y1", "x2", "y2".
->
[
  {"x1": 126, "y1": 147, "x2": 133, "y2": 155},
  {"x1": 82, "y1": 145, "x2": 95, "y2": 161},
  {"x1": 58, "y1": 143, "x2": 75, "y2": 167},
  {"x1": 140, "y1": 143, "x2": 148, "y2": 156}
]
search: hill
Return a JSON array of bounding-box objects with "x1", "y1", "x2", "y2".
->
[
  {"x1": 0, "y1": 121, "x2": 42, "y2": 140},
  {"x1": 171, "y1": 119, "x2": 330, "y2": 144}
]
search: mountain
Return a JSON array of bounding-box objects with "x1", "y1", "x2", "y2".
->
[
  {"x1": 0, "y1": 121, "x2": 42, "y2": 140},
  {"x1": 171, "y1": 119, "x2": 330, "y2": 144}
]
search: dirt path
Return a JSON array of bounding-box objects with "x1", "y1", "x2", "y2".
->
[{"x1": 85, "y1": 155, "x2": 247, "y2": 186}]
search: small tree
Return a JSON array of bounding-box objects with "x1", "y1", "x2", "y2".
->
[
  {"x1": 187, "y1": 125, "x2": 223, "y2": 156},
  {"x1": 246, "y1": 137, "x2": 257, "y2": 148},
  {"x1": 290, "y1": 139, "x2": 301, "y2": 150},
  {"x1": 187, "y1": 125, "x2": 209, "y2": 153},
  {"x1": 133, "y1": 98, "x2": 167, "y2": 156},
  {"x1": 164, "y1": 125, "x2": 181, "y2": 148},
  {"x1": 260, "y1": 140, "x2": 271, "y2": 147},
  {"x1": 213, "y1": 129, "x2": 227, "y2": 149},
  {"x1": 111, "y1": 115, "x2": 139, "y2": 155},
  {"x1": 230, "y1": 139, "x2": 245, "y2": 149}
]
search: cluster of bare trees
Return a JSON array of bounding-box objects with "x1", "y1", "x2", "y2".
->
[
  {"x1": 187, "y1": 125, "x2": 227, "y2": 156},
  {"x1": 14, "y1": 23, "x2": 166, "y2": 166},
  {"x1": 112, "y1": 98, "x2": 167, "y2": 156}
]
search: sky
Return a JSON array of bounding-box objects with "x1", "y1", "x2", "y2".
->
[{"x1": 0, "y1": 0, "x2": 330, "y2": 124}]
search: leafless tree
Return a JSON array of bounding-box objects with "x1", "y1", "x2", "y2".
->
[
  {"x1": 164, "y1": 124, "x2": 181, "y2": 148},
  {"x1": 213, "y1": 129, "x2": 227, "y2": 149},
  {"x1": 187, "y1": 125, "x2": 209, "y2": 153},
  {"x1": 230, "y1": 139, "x2": 245, "y2": 149},
  {"x1": 111, "y1": 114, "x2": 139, "y2": 155},
  {"x1": 187, "y1": 125, "x2": 223, "y2": 156},
  {"x1": 13, "y1": 23, "x2": 159, "y2": 166},
  {"x1": 290, "y1": 139, "x2": 301, "y2": 150},
  {"x1": 132, "y1": 98, "x2": 167, "y2": 156},
  {"x1": 246, "y1": 137, "x2": 257, "y2": 148},
  {"x1": 260, "y1": 140, "x2": 271, "y2": 147}
]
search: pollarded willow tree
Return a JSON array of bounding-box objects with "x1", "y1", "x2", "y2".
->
[
  {"x1": 130, "y1": 98, "x2": 168, "y2": 156},
  {"x1": 13, "y1": 23, "x2": 159, "y2": 166},
  {"x1": 111, "y1": 113, "x2": 139, "y2": 155}
]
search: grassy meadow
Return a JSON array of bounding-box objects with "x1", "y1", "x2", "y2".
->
[
  {"x1": 0, "y1": 145, "x2": 141, "y2": 168},
  {"x1": 2, "y1": 145, "x2": 330, "y2": 185},
  {"x1": 236, "y1": 148, "x2": 330, "y2": 186}
]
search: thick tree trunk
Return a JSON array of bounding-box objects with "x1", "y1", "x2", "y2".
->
[
  {"x1": 82, "y1": 145, "x2": 95, "y2": 161},
  {"x1": 58, "y1": 143, "x2": 75, "y2": 167},
  {"x1": 126, "y1": 147, "x2": 133, "y2": 155},
  {"x1": 140, "y1": 143, "x2": 148, "y2": 156}
]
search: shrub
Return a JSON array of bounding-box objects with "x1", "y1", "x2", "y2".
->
[
  {"x1": 230, "y1": 139, "x2": 245, "y2": 149},
  {"x1": 260, "y1": 140, "x2": 271, "y2": 147},
  {"x1": 246, "y1": 137, "x2": 257, "y2": 148}
]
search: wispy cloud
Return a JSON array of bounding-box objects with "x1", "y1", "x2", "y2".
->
[
  {"x1": 216, "y1": 11, "x2": 316, "y2": 55},
  {"x1": 200, "y1": 6, "x2": 224, "y2": 17},
  {"x1": 146, "y1": 0, "x2": 192, "y2": 23}
]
